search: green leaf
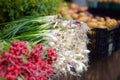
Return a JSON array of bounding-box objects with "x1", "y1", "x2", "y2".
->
[
  {"x1": 42, "y1": 52, "x2": 47, "y2": 61},
  {"x1": 21, "y1": 54, "x2": 27, "y2": 63},
  {"x1": 17, "y1": 76, "x2": 23, "y2": 80},
  {"x1": 0, "y1": 78, "x2": 6, "y2": 80}
]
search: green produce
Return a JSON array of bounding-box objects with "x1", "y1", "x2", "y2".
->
[
  {"x1": 0, "y1": 16, "x2": 57, "y2": 45},
  {"x1": 0, "y1": 0, "x2": 62, "y2": 23}
]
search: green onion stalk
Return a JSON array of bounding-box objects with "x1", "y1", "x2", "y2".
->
[{"x1": 0, "y1": 15, "x2": 58, "y2": 52}]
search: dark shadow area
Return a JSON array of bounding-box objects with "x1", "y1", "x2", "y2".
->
[{"x1": 88, "y1": 8, "x2": 120, "y2": 20}]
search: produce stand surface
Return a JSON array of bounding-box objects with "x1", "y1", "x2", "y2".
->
[{"x1": 52, "y1": 50, "x2": 120, "y2": 80}]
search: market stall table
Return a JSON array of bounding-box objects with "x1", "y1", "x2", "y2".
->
[{"x1": 52, "y1": 50, "x2": 120, "y2": 80}]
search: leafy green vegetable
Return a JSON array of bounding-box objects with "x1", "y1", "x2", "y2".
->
[
  {"x1": 0, "y1": 16, "x2": 56, "y2": 46},
  {"x1": 0, "y1": 0, "x2": 63, "y2": 23}
]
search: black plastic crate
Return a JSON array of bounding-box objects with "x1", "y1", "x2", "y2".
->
[
  {"x1": 87, "y1": 24, "x2": 120, "y2": 60},
  {"x1": 109, "y1": 25, "x2": 120, "y2": 50},
  {"x1": 98, "y1": 2, "x2": 110, "y2": 9},
  {"x1": 110, "y1": 3, "x2": 120, "y2": 10}
]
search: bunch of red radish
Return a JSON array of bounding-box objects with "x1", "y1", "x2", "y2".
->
[{"x1": 0, "y1": 41, "x2": 57, "y2": 80}]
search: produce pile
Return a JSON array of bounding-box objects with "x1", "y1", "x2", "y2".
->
[
  {"x1": 0, "y1": 41, "x2": 57, "y2": 80},
  {"x1": 59, "y1": 5, "x2": 118, "y2": 29},
  {"x1": 0, "y1": 0, "x2": 63, "y2": 23},
  {"x1": 0, "y1": 15, "x2": 90, "y2": 80},
  {"x1": 47, "y1": 20, "x2": 90, "y2": 74}
]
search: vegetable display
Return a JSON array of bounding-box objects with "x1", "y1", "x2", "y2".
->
[
  {"x1": 47, "y1": 21, "x2": 90, "y2": 74},
  {"x1": 0, "y1": 0, "x2": 62, "y2": 23},
  {"x1": 0, "y1": 41, "x2": 57, "y2": 80},
  {"x1": 0, "y1": 15, "x2": 90, "y2": 80},
  {"x1": 0, "y1": 16, "x2": 58, "y2": 46},
  {"x1": 60, "y1": 6, "x2": 118, "y2": 29}
]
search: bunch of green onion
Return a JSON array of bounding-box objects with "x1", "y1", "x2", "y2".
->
[{"x1": 0, "y1": 16, "x2": 57, "y2": 45}]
